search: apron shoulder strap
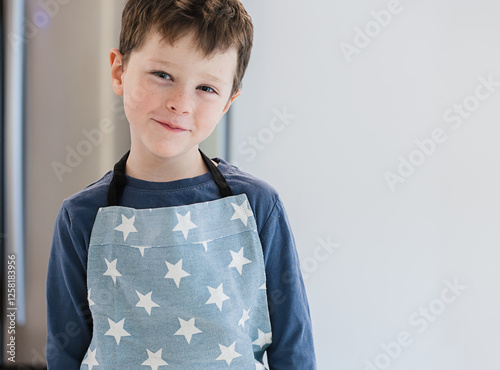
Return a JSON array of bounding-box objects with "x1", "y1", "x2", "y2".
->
[
  {"x1": 107, "y1": 150, "x2": 233, "y2": 206},
  {"x1": 198, "y1": 149, "x2": 233, "y2": 198},
  {"x1": 107, "y1": 151, "x2": 129, "y2": 206}
]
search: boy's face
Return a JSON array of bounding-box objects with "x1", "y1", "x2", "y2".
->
[{"x1": 110, "y1": 31, "x2": 239, "y2": 162}]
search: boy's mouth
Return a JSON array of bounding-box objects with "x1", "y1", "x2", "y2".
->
[{"x1": 153, "y1": 119, "x2": 189, "y2": 133}]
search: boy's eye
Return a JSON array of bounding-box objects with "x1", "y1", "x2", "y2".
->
[
  {"x1": 153, "y1": 71, "x2": 172, "y2": 80},
  {"x1": 198, "y1": 86, "x2": 217, "y2": 94}
]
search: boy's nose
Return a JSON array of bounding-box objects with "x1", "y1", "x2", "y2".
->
[{"x1": 166, "y1": 89, "x2": 190, "y2": 115}]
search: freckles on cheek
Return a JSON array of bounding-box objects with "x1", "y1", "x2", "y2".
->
[{"x1": 129, "y1": 88, "x2": 158, "y2": 108}]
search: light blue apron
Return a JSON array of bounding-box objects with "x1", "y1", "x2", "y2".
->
[{"x1": 80, "y1": 151, "x2": 271, "y2": 369}]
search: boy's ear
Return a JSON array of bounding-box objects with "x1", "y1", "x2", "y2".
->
[
  {"x1": 110, "y1": 48, "x2": 125, "y2": 96},
  {"x1": 221, "y1": 89, "x2": 242, "y2": 116}
]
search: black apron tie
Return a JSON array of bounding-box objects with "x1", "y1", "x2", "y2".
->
[{"x1": 107, "y1": 150, "x2": 233, "y2": 206}]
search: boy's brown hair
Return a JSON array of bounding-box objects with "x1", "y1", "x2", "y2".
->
[{"x1": 119, "y1": 0, "x2": 253, "y2": 96}]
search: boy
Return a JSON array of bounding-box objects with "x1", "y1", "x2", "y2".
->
[{"x1": 46, "y1": 0, "x2": 316, "y2": 369}]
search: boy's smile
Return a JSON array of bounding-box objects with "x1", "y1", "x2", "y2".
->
[{"x1": 110, "y1": 31, "x2": 240, "y2": 181}]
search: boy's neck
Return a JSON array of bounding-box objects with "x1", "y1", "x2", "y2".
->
[{"x1": 124, "y1": 147, "x2": 209, "y2": 183}]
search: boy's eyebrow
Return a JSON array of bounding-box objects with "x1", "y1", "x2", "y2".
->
[
  {"x1": 200, "y1": 73, "x2": 228, "y2": 87},
  {"x1": 147, "y1": 58, "x2": 176, "y2": 68},
  {"x1": 147, "y1": 59, "x2": 228, "y2": 86}
]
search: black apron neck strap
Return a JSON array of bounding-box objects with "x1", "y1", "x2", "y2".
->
[
  {"x1": 107, "y1": 151, "x2": 129, "y2": 206},
  {"x1": 107, "y1": 149, "x2": 233, "y2": 206},
  {"x1": 198, "y1": 149, "x2": 233, "y2": 198}
]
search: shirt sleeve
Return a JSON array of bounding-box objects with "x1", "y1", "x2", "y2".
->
[
  {"x1": 46, "y1": 203, "x2": 93, "y2": 369},
  {"x1": 259, "y1": 197, "x2": 317, "y2": 369}
]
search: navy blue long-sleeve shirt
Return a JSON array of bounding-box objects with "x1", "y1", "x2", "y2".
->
[{"x1": 46, "y1": 158, "x2": 316, "y2": 369}]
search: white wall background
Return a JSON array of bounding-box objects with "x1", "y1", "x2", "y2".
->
[{"x1": 234, "y1": 1, "x2": 500, "y2": 369}]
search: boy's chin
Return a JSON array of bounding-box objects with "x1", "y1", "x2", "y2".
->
[{"x1": 140, "y1": 145, "x2": 200, "y2": 161}]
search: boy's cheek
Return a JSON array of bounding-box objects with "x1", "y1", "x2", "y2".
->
[{"x1": 125, "y1": 84, "x2": 155, "y2": 106}]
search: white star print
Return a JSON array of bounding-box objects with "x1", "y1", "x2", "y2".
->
[
  {"x1": 201, "y1": 241, "x2": 209, "y2": 252},
  {"x1": 238, "y1": 308, "x2": 251, "y2": 329},
  {"x1": 81, "y1": 348, "x2": 98, "y2": 370},
  {"x1": 172, "y1": 211, "x2": 197, "y2": 239},
  {"x1": 135, "y1": 290, "x2": 160, "y2": 316},
  {"x1": 164, "y1": 259, "x2": 190, "y2": 288},
  {"x1": 216, "y1": 342, "x2": 242, "y2": 366},
  {"x1": 252, "y1": 329, "x2": 272, "y2": 349},
  {"x1": 228, "y1": 247, "x2": 252, "y2": 275},
  {"x1": 103, "y1": 258, "x2": 122, "y2": 285},
  {"x1": 174, "y1": 317, "x2": 202, "y2": 344},
  {"x1": 259, "y1": 283, "x2": 266, "y2": 290},
  {"x1": 230, "y1": 200, "x2": 254, "y2": 226},
  {"x1": 131, "y1": 245, "x2": 151, "y2": 257},
  {"x1": 206, "y1": 283, "x2": 230, "y2": 311},
  {"x1": 87, "y1": 288, "x2": 95, "y2": 307},
  {"x1": 114, "y1": 214, "x2": 137, "y2": 241},
  {"x1": 105, "y1": 318, "x2": 131, "y2": 345},
  {"x1": 141, "y1": 348, "x2": 168, "y2": 370},
  {"x1": 195, "y1": 240, "x2": 212, "y2": 252}
]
